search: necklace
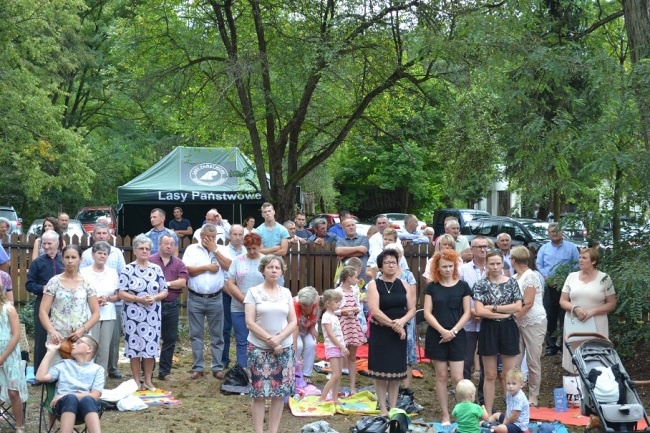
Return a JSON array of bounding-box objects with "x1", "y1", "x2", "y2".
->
[{"x1": 382, "y1": 279, "x2": 395, "y2": 294}]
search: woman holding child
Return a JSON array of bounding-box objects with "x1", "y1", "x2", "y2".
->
[{"x1": 424, "y1": 249, "x2": 472, "y2": 425}]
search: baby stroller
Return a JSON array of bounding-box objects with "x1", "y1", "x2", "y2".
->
[{"x1": 566, "y1": 333, "x2": 650, "y2": 433}]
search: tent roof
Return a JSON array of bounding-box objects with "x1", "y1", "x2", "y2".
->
[{"x1": 117, "y1": 147, "x2": 264, "y2": 205}]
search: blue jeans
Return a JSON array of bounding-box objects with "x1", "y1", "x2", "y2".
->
[
  {"x1": 231, "y1": 312, "x2": 249, "y2": 367},
  {"x1": 222, "y1": 293, "x2": 232, "y2": 368},
  {"x1": 188, "y1": 292, "x2": 224, "y2": 372},
  {"x1": 159, "y1": 298, "x2": 180, "y2": 377},
  {"x1": 54, "y1": 394, "x2": 99, "y2": 419}
]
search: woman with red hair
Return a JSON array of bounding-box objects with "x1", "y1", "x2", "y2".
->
[{"x1": 423, "y1": 249, "x2": 472, "y2": 425}]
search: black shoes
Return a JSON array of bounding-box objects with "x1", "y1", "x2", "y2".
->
[
  {"x1": 108, "y1": 372, "x2": 123, "y2": 379},
  {"x1": 544, "y1": 346, "x2": 560, "y2": 356}
]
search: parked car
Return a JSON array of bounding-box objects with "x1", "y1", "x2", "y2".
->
[
  {"x1": 27, "y1": 218, "x2": 87, "y2": 240},
  {"x1": 466, "y1": 216, "x2": 544, "y2": 254},
  {"x1": 557, "y1": 213, "x2": 589, "y2": 248},
  {"x1": 75, "y1": 206, "x2": 117, "y2": 234},
  {"x1": 364, "y1": 213, "x2": 427, "y2": 232},
  {"x1": 432, "y1": 209, "x2": 490, "y2": 237},
  {"x1": 0, "y1": 206, "x2": 23, "y2": 235}
]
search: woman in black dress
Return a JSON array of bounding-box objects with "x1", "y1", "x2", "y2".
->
[
  {"x1": 366, "y1": 249, "x2": 416, "y2": 416},
  {"x1": 424, "y1": 249, "x2": 472, "y2": 425}
]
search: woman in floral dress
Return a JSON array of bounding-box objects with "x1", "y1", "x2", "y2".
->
[
  {"x1": 118, "y1": 234, "x2": 167, "y2": 391},
  {"x1": 40, "y1": 245, "x2": 100, "y2": 366}
]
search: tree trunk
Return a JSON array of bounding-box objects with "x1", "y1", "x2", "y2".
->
[{"x1": 623, "y1": 0, "x2": 650, "y2": 150}]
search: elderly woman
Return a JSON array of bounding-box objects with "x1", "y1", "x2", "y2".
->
[
  {"x1": 511, "y1": 246, "x2": 546, "y2": 406},
  {"x1": 225, "y1": 233, "x2": 264, "y2": 367},
  {"x1": 39, "y1": 245, "x2": 100, "y2": 364},
  {"x1": 32, "y1": 217, "x2": 64, "y2": 261},
  {"x1": 366, "y1": 249, "x2": 416, "y2": 416},
  {"x1": 292, "y1": 286, "x2": 320, "y2": 384},
  {"x1": 424, "y1": 249, "x2": 472, "y2": 424},
  {"x1": 245, "y1": 255, "x2": 296, "y2": 433},
  {"x1": 473, "y1": 250, "x2": 522, "y2": 415},
  {"x1": 80, "y1": 241, "x2": 120, "y2": 375},
  {"x1": 559, "y1": 248, "x2": 616, "y2": 373},
  {"x1": 118, "y1": 234, "x2": 168, "y2": 391}
]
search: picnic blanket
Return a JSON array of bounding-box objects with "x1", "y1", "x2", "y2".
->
[
  {"x1": 289, "y1": 391, "x2": 380, "y2": 417},
  {"x1": 529, "y1": 406, "x2": 648, "y2": 428},
  {"x1": 134, "y1": 388, "x2": 182, "y2": 406},
  {"x1": 315, "y1": 343, "x2": 430, "y2": 363}
]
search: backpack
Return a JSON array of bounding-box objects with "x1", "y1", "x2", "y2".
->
[{"x1": 220, "y1": 364, "x2": 250, "y2": 395}]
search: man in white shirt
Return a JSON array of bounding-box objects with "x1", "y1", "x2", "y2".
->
[
  {"x1": 193, "y1": 209, "x2": 231, "y2": 244},
  {"x1": 368, "y1": 215, "x2": 391, "y2": 258},
  {"x1": 445, "y1": 218, "x2": 472, "y2": 262},
  {"x1": 183, "y1": 224, "x2": 227, "y2": 380}
]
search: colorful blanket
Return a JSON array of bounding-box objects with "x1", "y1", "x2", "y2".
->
[
  {"x1": 134, "y1": 388, "x2": 182, "y2": 406},
  {"x1": 530, "y1": 406, "x2": 648, "y2": 428},
  {"x1": 289, "y1": 391, "x2": 380, "y2": 417}
]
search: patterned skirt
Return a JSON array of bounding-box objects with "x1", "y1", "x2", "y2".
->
[{"x1": 247, "y1": 343, "x2": 295, "y2": 398}]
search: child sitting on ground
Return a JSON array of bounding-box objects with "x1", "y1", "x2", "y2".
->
[
  {"x1": 488, "y1": 368, "x2": 529, "y2": 433},
  {"x1": 453, "y1": 379, "x2": 489, "y2": 433},
  {"x1": 36, "y1": 335, "x2": 104, "y2": 433}
]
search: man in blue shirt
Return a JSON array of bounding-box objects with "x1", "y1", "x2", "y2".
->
[
  {"x1": 168, "y1": 206, "x2": 193, "y2": 239},
  {"x1": 536, "y1": 223, "x2": 579, "y2": 356},
  {"x1": 146, "y1": 208, "x2": 179, "y2": 255},
  {"x1": 328, "y1": 209, "x2": 351, "y2": 239},
  {"x1": 307, "y1": 219, "x2": 337, "y2": 245}
]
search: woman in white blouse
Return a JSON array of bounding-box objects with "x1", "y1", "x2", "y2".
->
[{"x1": 511, "y1": 246, "x2": 547, "y2": 406}]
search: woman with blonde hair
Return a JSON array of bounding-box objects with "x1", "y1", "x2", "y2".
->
[{"x1": 511, "y1": 246, "x2": 546, "y2": 406}]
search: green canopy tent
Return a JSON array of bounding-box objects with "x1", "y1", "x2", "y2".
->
[{"x1": 117, "y1": 147, "x2": 264, "y2": 237}]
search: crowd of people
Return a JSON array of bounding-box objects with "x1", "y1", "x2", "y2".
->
[{"x1": 0, "y1": 207, "x2": 619, "y2": 433}]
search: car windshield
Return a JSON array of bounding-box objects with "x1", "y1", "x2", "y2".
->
[
  {"x1": 76, "y1": 210, "x2": 109, "y2": 223},
  {"x1": 0, "y1": 210, "x2": 16, "y2": 219}
]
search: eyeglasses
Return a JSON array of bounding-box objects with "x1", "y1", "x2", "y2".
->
[
  {"x1": 383, "y1": 261, "x2": 398, "y2": 266},
  {"x1": 472, "y1": 245, "x2": 488, "y2": 249}
]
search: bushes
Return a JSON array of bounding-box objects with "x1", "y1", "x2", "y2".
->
[{"x1": 599, "y1": 242, "x2": 650, "y2": 359}]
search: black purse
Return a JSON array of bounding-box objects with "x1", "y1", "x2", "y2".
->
[{"x1": 351, "y1": 416, "x2": 389, "y2": 433}]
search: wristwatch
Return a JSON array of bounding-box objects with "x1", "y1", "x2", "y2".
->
[{"x1": 452, "y1": 328, "x2": 458, "y2": 335}]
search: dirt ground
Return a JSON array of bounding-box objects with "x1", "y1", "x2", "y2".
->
[{"x1": 19, "y1": 339, "x2": 650, "y2": 433}]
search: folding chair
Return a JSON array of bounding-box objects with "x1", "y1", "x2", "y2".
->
[{"x1": 39, "y1": 382, "x2": 104, "y2": 433}]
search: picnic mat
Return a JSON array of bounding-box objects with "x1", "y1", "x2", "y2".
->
[
  {"x1": 315, "y1": 343, "x2": 430, "y2": 363},
  {"x1": 529, "y1": 406, "x2": 648, "y2": 428},
  {"x1": 134, "y1": 388, "x2": 182, "y2": 406},
  {"x1": 290, "y1": 391, "x2": 380, "y2": 417}
]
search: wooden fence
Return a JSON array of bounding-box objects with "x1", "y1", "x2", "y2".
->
[{"x1": 1, "y1": 234, "x2": 432, "y2": 305}]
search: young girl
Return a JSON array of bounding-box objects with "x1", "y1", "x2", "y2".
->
[
  {"x1": 335, "y1": 266, "x2": 367, "y2": 395},
  {"x1": 0, "y1": 285, "x2": 26, "y2": 433},
  {"x1": 319, "y1": 290, "x2": 349, "y2": 404},
  {"x1": 453, "y1": 379, "x2": 489, "y2": 433}
]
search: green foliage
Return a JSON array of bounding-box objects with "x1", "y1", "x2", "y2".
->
[
  {"x1": 599, "y1": 243, "x2": 650, "y2": 358},
  {"x1": 18, "y1": 298, "x2": 35, "y2": 337}
]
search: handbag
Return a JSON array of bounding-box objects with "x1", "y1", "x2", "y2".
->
[
  {"x1": 351, "y1": 416, "x2": 389, "y2": 433},
  {"x1": 565, "y1": 306, "x2": 597, "y2": 340}
]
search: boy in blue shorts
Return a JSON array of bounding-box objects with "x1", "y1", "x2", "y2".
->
[{"x1": 488, "y1": 368, "x2": 529, "y2": 433}]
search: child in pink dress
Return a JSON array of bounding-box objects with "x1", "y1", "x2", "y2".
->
[{"x1": 319, "y1": 290, "x2": 349, "y2": 405}]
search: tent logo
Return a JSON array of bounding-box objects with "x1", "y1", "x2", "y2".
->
[{"x1": 189, "y1": 163, "x2": 229, "y2": 186}]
